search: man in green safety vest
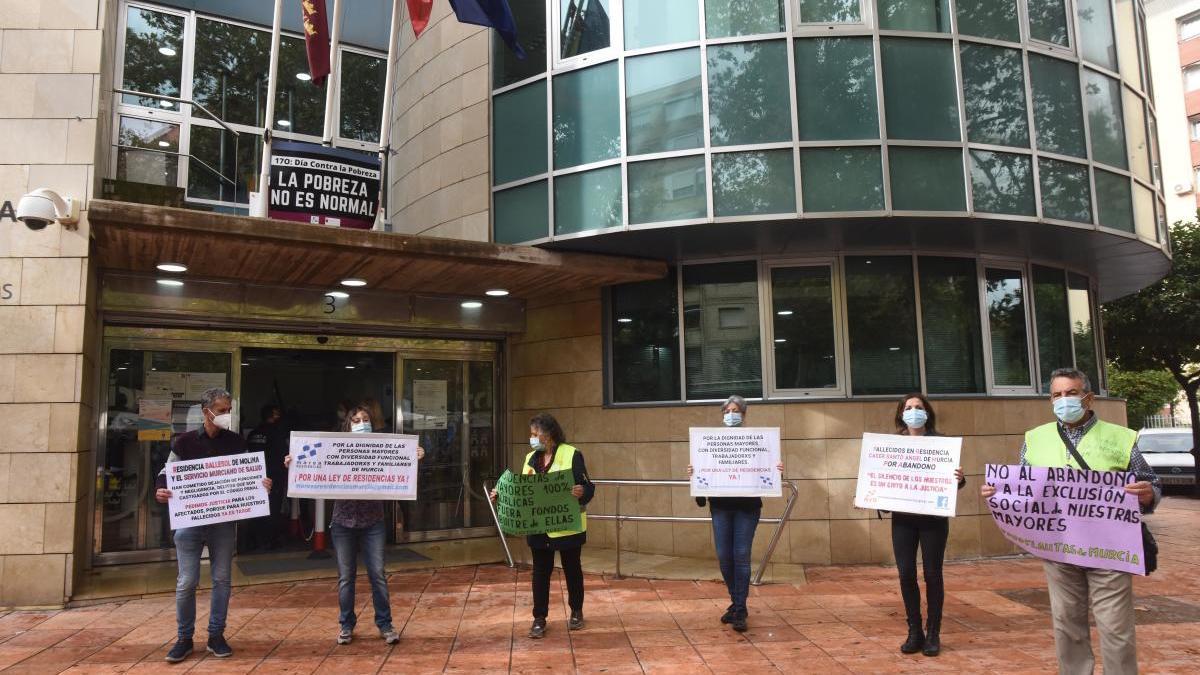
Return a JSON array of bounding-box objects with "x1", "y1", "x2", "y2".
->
[{"x1": 982, "y1": 367, "x2": 1160, "y2": 675}]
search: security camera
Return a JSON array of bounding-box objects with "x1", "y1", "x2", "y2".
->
[{"x1": 16, "y1": 188, "x2": 80, "y2": 230}]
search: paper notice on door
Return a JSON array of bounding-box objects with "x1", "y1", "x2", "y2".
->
[
  {"x1": 145, "y1": 371, "x2": 187, "y2": 399},
  {"x1": 137, "y1": 399, "x2": 173, "y2": 441},
  {"x1": 185, "y1": 373, "x2": 227, "y2": 400},
  {"x1": 413, "y1": 379, "x2": 448, "y2": 430}
]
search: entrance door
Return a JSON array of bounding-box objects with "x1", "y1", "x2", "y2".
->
[
  {"x1": 99, "y1": 348, "x2": 232, "y2": 559},
  {"x1": 401, "y1": 359, "x2": 499, "y2": 538}
]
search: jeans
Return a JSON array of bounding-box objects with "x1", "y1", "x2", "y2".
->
[
  {"x1": 174, "y1": 521, "x2": 236, "y2": 640},
  {"x1": 531, "y1": 545, "x2": 584, "y2": 620},
  {"x1": 332, "y1": 521, "x2": 392, "y2": 631},
  {"x1": 891, "y1": 512, "x2": 949, "y2": 625},
  {"x1": 711, "y1": 506, "x2": 760, "y2": 613}
]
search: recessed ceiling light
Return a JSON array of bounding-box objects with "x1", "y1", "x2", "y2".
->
[
  {"x1": 277, "y1": 119, "x2": 291, "y2": 127},
  {"x1": 461, "y1": 301, "x2": 483, "y2": 309},
  {"x1": 888, "y1": 346, "x2": 901, "y2": 351},
  {"x1": 617, "y1": 317, "x2": 633, "y2": 323},
  {"x1": 776, "y1": 310, "x2": 793, "y2": 316},
  {"x1": 156, "y1": 279, "x2": 184, "y2": 287},
  {"x1": 345, "y1": 365, "x2": 355, "y2": 369},
  {"x1": 158, "y1": 46, "x2": 177, "y2": 57},
  {"x1": 157, "y1": 140, "x2": 170, "y2": 148},
  {"x1": 295, "y1": 72, "x2": 312, "y2": 81},
  {"x1": 241, "y1": 362, "x2": 250, "y2": 367},
  {"x1": 156, "y1": 262, "x2": 187, "y2": 273},
  {"x1": 341, "y1": 278, "x2": 367, "y2": 287},
  {"x1": 774, "y1": 338, "x2": 787, "y2": 343},
  {"x1": 326, "y1": 290, "x2": 349, "y2": 299},
  {"x1": 485, "y1": 289, "x2": 509, "y2": 297},
  {"x1": 117, "y1": 366, "x2": 128, "y2": 371},
  {"x1": 158, "y1": 100, "x2": 173, "y2": 108}
]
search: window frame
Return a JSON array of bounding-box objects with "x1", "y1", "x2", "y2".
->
[
  {"x1": 978, "y1": 260, "x2": 1038, "y2": 395},
  {"x1": 111, "y1": 1, "x2": 388, "y2": 213},
  {"x1": 760, "y1": 258, "x2": 848, "y2": 398},
  {"x1": 1180, "y1": 11, "x2": 1200, "y2": 42},
  {"x1": 793, "y1": 0, "x2": 874, "y2": 31},
  {"x1": 1024, "y1": 0, "x2": 1076, "y2": 52},
  {"x1": 553, "y1": 0, "x2": 625, "y2": 70}
]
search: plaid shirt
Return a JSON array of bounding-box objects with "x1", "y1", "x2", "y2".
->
[
  {"x1": 331, "y1": 499, "x2": 385, "y2": 529},
  {"x1": 1018, "y1": 412, "x2": 1162, "y2": 513}
]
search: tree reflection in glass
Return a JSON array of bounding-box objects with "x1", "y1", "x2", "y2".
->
[
  {"x1": 794, "y1": 38, "x2": 878, "y2": 141},
  {"x1": 708, "y1": 41, "x2": 791, "y2": 146},
  {"x1": 985, "y1": 269, "x2": 1031, "y2": 388},
  {"x1": 713, "y1": 150, "x2": 796, "y2": 216},
  {"x1": 961, "y1": 43, "x2": 1029, "y2": 147},
  {"x1": 1028, "y1": 0, "x2": 1071, "y2": 46},
  {"x1": 339, "y1": 51, "x2": 385, "y2": 143},
  {"x1": 956, "y1": 0, "x2": 1020, "y2": 42},
  {"x1": 1029, "y1": 54, "x2": 1086, "y2": 158},
  {"x1": 970, "y1": 150, "x2": 1035, "y2": 216},
  {"x1": 799, "y1": 0, "x2": 862, "y2": 23},
  {"x1": 192, "y1": 19, "x2": 269, "y2": 128},
  {"x1": 876, "y1": 0, "x2": 951, "y2": 33},
  {"x1": 705, "y1": 0, "x2": 785, "y2": 38},
  {"x1": 122, "y1": 7, "x2": 184, "y2": 110},
  {"x1": 1083, "y1": 71, "x2": 1127, "y2": 169},
  {"x1": 1038, "y1": 158, "x2": 1092, "y2": 223}
]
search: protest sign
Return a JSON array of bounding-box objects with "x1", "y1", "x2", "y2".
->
[
  {"x1": 166, "y1": 451, "x2": 269, "y2": 529},
  {"x1": 853, "y1": 432, "x2": 962, "y2": 517},
  {"x1": 287, "y1": 432, "x2": 419, "y2": 500},
  {"x1": 494, "y1": 469, "x2": 583, "y2": 536},
  {"x1": 985, "y1": 464, "x2": 1146, "y2": 575},
  {"x1": 689, "y1": 427, "x2": 782, "y2": 497}
]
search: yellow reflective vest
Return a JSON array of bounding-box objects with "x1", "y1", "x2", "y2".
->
[
  {"x1": 523, "y1": 443, "x2": 587, "y2": 538},
  {"x1": 1024, "y1": 419, "x2": 1135, "y2": 471}
]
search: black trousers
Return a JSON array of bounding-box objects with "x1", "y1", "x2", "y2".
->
[
  {"x1": 891, "y1": 512, "x2": 949, "y2": 626},
  {"x1": 531, "y1": 546, "x2": 584, "y2": 620}
]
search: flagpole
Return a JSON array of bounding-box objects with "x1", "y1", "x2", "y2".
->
[
  {"x1": 252, "y1": 0, "x2": 285, "y2": 218},
  {"x1": 322, "y1": 0, "x2": 344, "y2": 145},
  {"x1": 373, "y1": 0, "x2": 402, "y2": 231}
]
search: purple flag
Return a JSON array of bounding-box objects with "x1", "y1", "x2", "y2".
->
[
  {"x1": 449, "y1": 0, "x2": 526, "y2": 59},
  {"x1": 985, "y1": 464, "x2": 1146, "y2": 575}
]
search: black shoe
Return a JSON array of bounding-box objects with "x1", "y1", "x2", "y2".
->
[
  {"x1": 720, "y1": 606, "x2": 737, "y2": 624},
  {"x1": 528, "y1": 618, "x2": 546, "y2": 639},
  {"x1": 922, "y1": 619, "x2": 941, "y2": 656},
  {"x1": 164, "y1": 638, "x2": 193, "y2": 663},
  {"x1": 568, "y1": 611, "x2": 584, "y2": 631},
  {"x1": 730, "y1": 611, "x2": 748, "y2": 632},
  {"x1": 900, "y1": 620, "x2": 924, "y2": 654},
  {"x1": 206, "y1": 634, "x2": 233, "y2": 658}
]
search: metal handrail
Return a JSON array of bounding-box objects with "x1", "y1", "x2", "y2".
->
[
  {"x1": 483, "y1": 477, "x2": 799, "y2": 586},
  {"x1": 114, "y1": 88, "x2": 241, "y2": 136}
]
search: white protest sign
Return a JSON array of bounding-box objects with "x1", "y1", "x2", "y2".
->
[
  {"x1": 166, "y1": 451, "x2": 270, "y2": 529},
  {"x1": 287, "y1": 431, "x2": 419, "y2": 500},
  {"x1": 690, "y1": 427, "x2": 782, "y2": 497},
  {"x1": 853, "y1": 432, "x2": 962, "y2": 517}
]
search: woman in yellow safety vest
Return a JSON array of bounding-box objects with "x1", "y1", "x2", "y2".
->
[{"x1": 493, "y1": 413, "x2": 594, "y2": 639}]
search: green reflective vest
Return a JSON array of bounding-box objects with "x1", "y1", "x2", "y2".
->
[
  {"x1": 1024, "y1": 419, "x2": 1136, "y2": 471},
  {"x1": 523, "y1": 443, "x2": 586, "y2": 537}
]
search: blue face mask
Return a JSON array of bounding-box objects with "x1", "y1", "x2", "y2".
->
[
  {"x1": 902, "y1": 408, "x2": 928, "y2": 429},
  {"x1": 529, "y1": 436, "x2": 545, "y2": 450},
  {"x1": 1053, "y1": 396, "x2": 1087, "y2": 424},
  {"x1": 351, "y1": 421, "x2": 372, "y2": 433},
  {"x1": 723, "y1": 412, "x2": 743, "y2": 427}
]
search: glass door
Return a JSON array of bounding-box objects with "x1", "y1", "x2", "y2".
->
[
  {"x1": 400, "y1": 358, "x2": 498, "y2": 538},
  {"x1": 99, "y1": 347, "x2": 232, "y2": 558}
]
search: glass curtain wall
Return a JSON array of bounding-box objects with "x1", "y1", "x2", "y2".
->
[
  {"x1": 114, "y1": 3, "x2": 386, "y2": 210},
  {"x1": 492, "y1": 0, "x2": 1163, "y2": 241}
]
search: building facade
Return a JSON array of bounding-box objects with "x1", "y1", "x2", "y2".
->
[
  {"x1": 1147, "y1": 0, "x2": 1200, "y2": 225},
  {"x1": 0, "y1": 0, "x2": 1169, "y2": 608}
]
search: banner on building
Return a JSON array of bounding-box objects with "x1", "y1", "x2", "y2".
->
[
  {"x1": 287, "y1": 431, "x2": 419, "y2": 500},
  {"x1": 689, "y1": 427, "x2": 781, "y2": 497},
  {"x1": 166, "y1": 451, "x2": 270, "y2": 529},
  {"x1": 268, "y1": 140, "x2": 380, "y2": 229},
  {"x1": 985, "y1": 464, "x2": 1146, "y2": 575},
  {"x1": 854, "y1": 432, "x2": 962, "y2": 517},
  {"x1": 493, "y1": 468, "x2": 582, "y2": 536}
]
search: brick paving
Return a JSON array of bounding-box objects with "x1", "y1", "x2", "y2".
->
[{"x1": 1, "y1": 497, "x2": 1199, "y2": 674}]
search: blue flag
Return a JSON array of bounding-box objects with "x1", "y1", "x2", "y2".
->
[{"x1": 449, "y1": 0, "x2": 527, "y2": 59}]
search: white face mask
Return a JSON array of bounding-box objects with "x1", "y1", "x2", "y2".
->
[
  {"x1": 530, "y1": 436, "x2": 545, "y2": 450},
  {"x1": 351, "y1": 421, "x2": 372, "y2": 433},
  {"x1": 723, "y1": 412, "x2": 743, "y2": 427},
  {"x1": 208, "y1": 409, "x2": 233, "y2": 431}
]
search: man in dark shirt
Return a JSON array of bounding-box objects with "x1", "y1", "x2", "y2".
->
[
  {"x1": 246, "y1": 404, "x2": 289, "y2": 550},
  {"x1": 154, "y1": 388, "x2": 272, "y2": 663}
]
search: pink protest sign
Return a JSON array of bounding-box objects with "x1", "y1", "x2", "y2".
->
[{"x1": 984, "y1": 464, "x2": 1146, "y2": 575}]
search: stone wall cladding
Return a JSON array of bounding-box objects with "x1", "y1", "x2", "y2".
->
[
  {"x1": 388, "y1": 1, "x2": 490, "y2": 241},
  {"x1": 509, "y1": 289, "x2": 1130, "y2": 566},
  {"x1": 0, "y1": 0, "x2": 105, "y2": 608}
]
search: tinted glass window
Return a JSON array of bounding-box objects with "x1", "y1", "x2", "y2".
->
[
  {"x1": 845, "y1": 256, "x2": 919, "y2": 395},
  {"x1": 683, "y1": 262, "x2": 763, "y2": 399},
  {"x1": 771, "y1": 266, "x2": 838, "y2": 390},
  {"x1": 876, "y1": 0, "x2": 950, "y2": 32},
  {"x1": 339, "y1": 51, "x2": 386, "y2": 143},
  {"x1": 1083, "y1": 70, "x2": 1127, "y2": 169},
  {"x1": 493, "y1": 81, "x2": 548, "y2": 185},
  {"x1": 1028, "y1": 0, "x2": 1071, "y2": 46},
  {"x1": 794, "y1": 38, "x2": 878, "y2": 140},
  {"x1": 626, "y1": 49, "x2": 703, "y2": 156},
  {"x1": 1067, "y1": 272, "x2": 1099, "y2": 391},
  {"x1": 970, "y1": 150, "x2": 1035, "y2": 216},
  {"x1": 713, "y1": 150, "x2": 797, "y2": 217},
  {"x1": 800, "y1": 0, "x2": 862, "y2": 23},
  {"x1": 956, "y1": 0, "x2": 1020, "y2": 42},
  {"x1": 1029, "y1": 55, "x2": 1086, "y2": 158},
  {"x1": 708, "y1": 41, "x2": 792, "y2": 146},
  {"x1": 985, "y1": 268, "x2": 1031, "y2": 387},
  {"x1": 560, "y1": 0, "x2": 612, "y2": 59},
  {"x1": 554, "y1": 62, "x2": 621, "y2": 168},
  {"x1": 624, "y1": 0, "x2": 699, "y2": 49},
  {"x1": 192, "y1": 18, "x2": 268, "y2": 127},
  {"x1": 1039, "y1": 158, "x2": 1092, "y2": 223},
  {"x1": 706, "y1": 0, "x2": 785, "y2": 37},
  {"x1": 1077, "y1": 0, "x2": 1118, "y2": 70},
  {"x1": 881, "y1": 38, "x2": 960, "y2": 141},
  {"x1": 801, "y1": 147, "x2": 884, "y2": 212},
  {"x1": 122, "y1": 7, "x2": 185, "y2": 110},
  {"x1": 961, "y1": 43, "x2": 1029, "y2": 147},
  {"x1": 494, "y1": 181, "x2": 549, "y2": 243},
  {"x1": 554, "y1": 166, "x2": 623, "y2": 234},
  {"x1": 889, "y1": 147, "x2": 966, "y2": 211},
  {"x1": 494, "y1": 0, "x2": 546, "y2": 88},
  {"x1": 1032, "y1": 266, "x2": 1070, "y2": 391},
  {"x1": 1095, "y1": 169, "x2": 1134, "y2": 232},
  {"x1": 629, "y1": 155, "x2": 708, "y2": 224},
  {"x1": 611, "y1": 271, "x2": 681, "y2": 402},
  {"x1": 919, "y1": 257, "x2": 985, "y2": 394}
]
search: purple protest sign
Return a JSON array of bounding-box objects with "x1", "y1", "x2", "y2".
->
[{"x1": 984, "y1": 464, "x2": 1146, "y2": 575}]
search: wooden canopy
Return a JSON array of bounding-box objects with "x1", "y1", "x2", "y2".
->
[{"x1": 87, "y1": 200, "x2": 666, "y2": 297}]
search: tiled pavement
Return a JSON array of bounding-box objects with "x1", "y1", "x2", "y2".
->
[{"x1": 2, "y1": 497, "x2": 1199, "y2": 674}]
